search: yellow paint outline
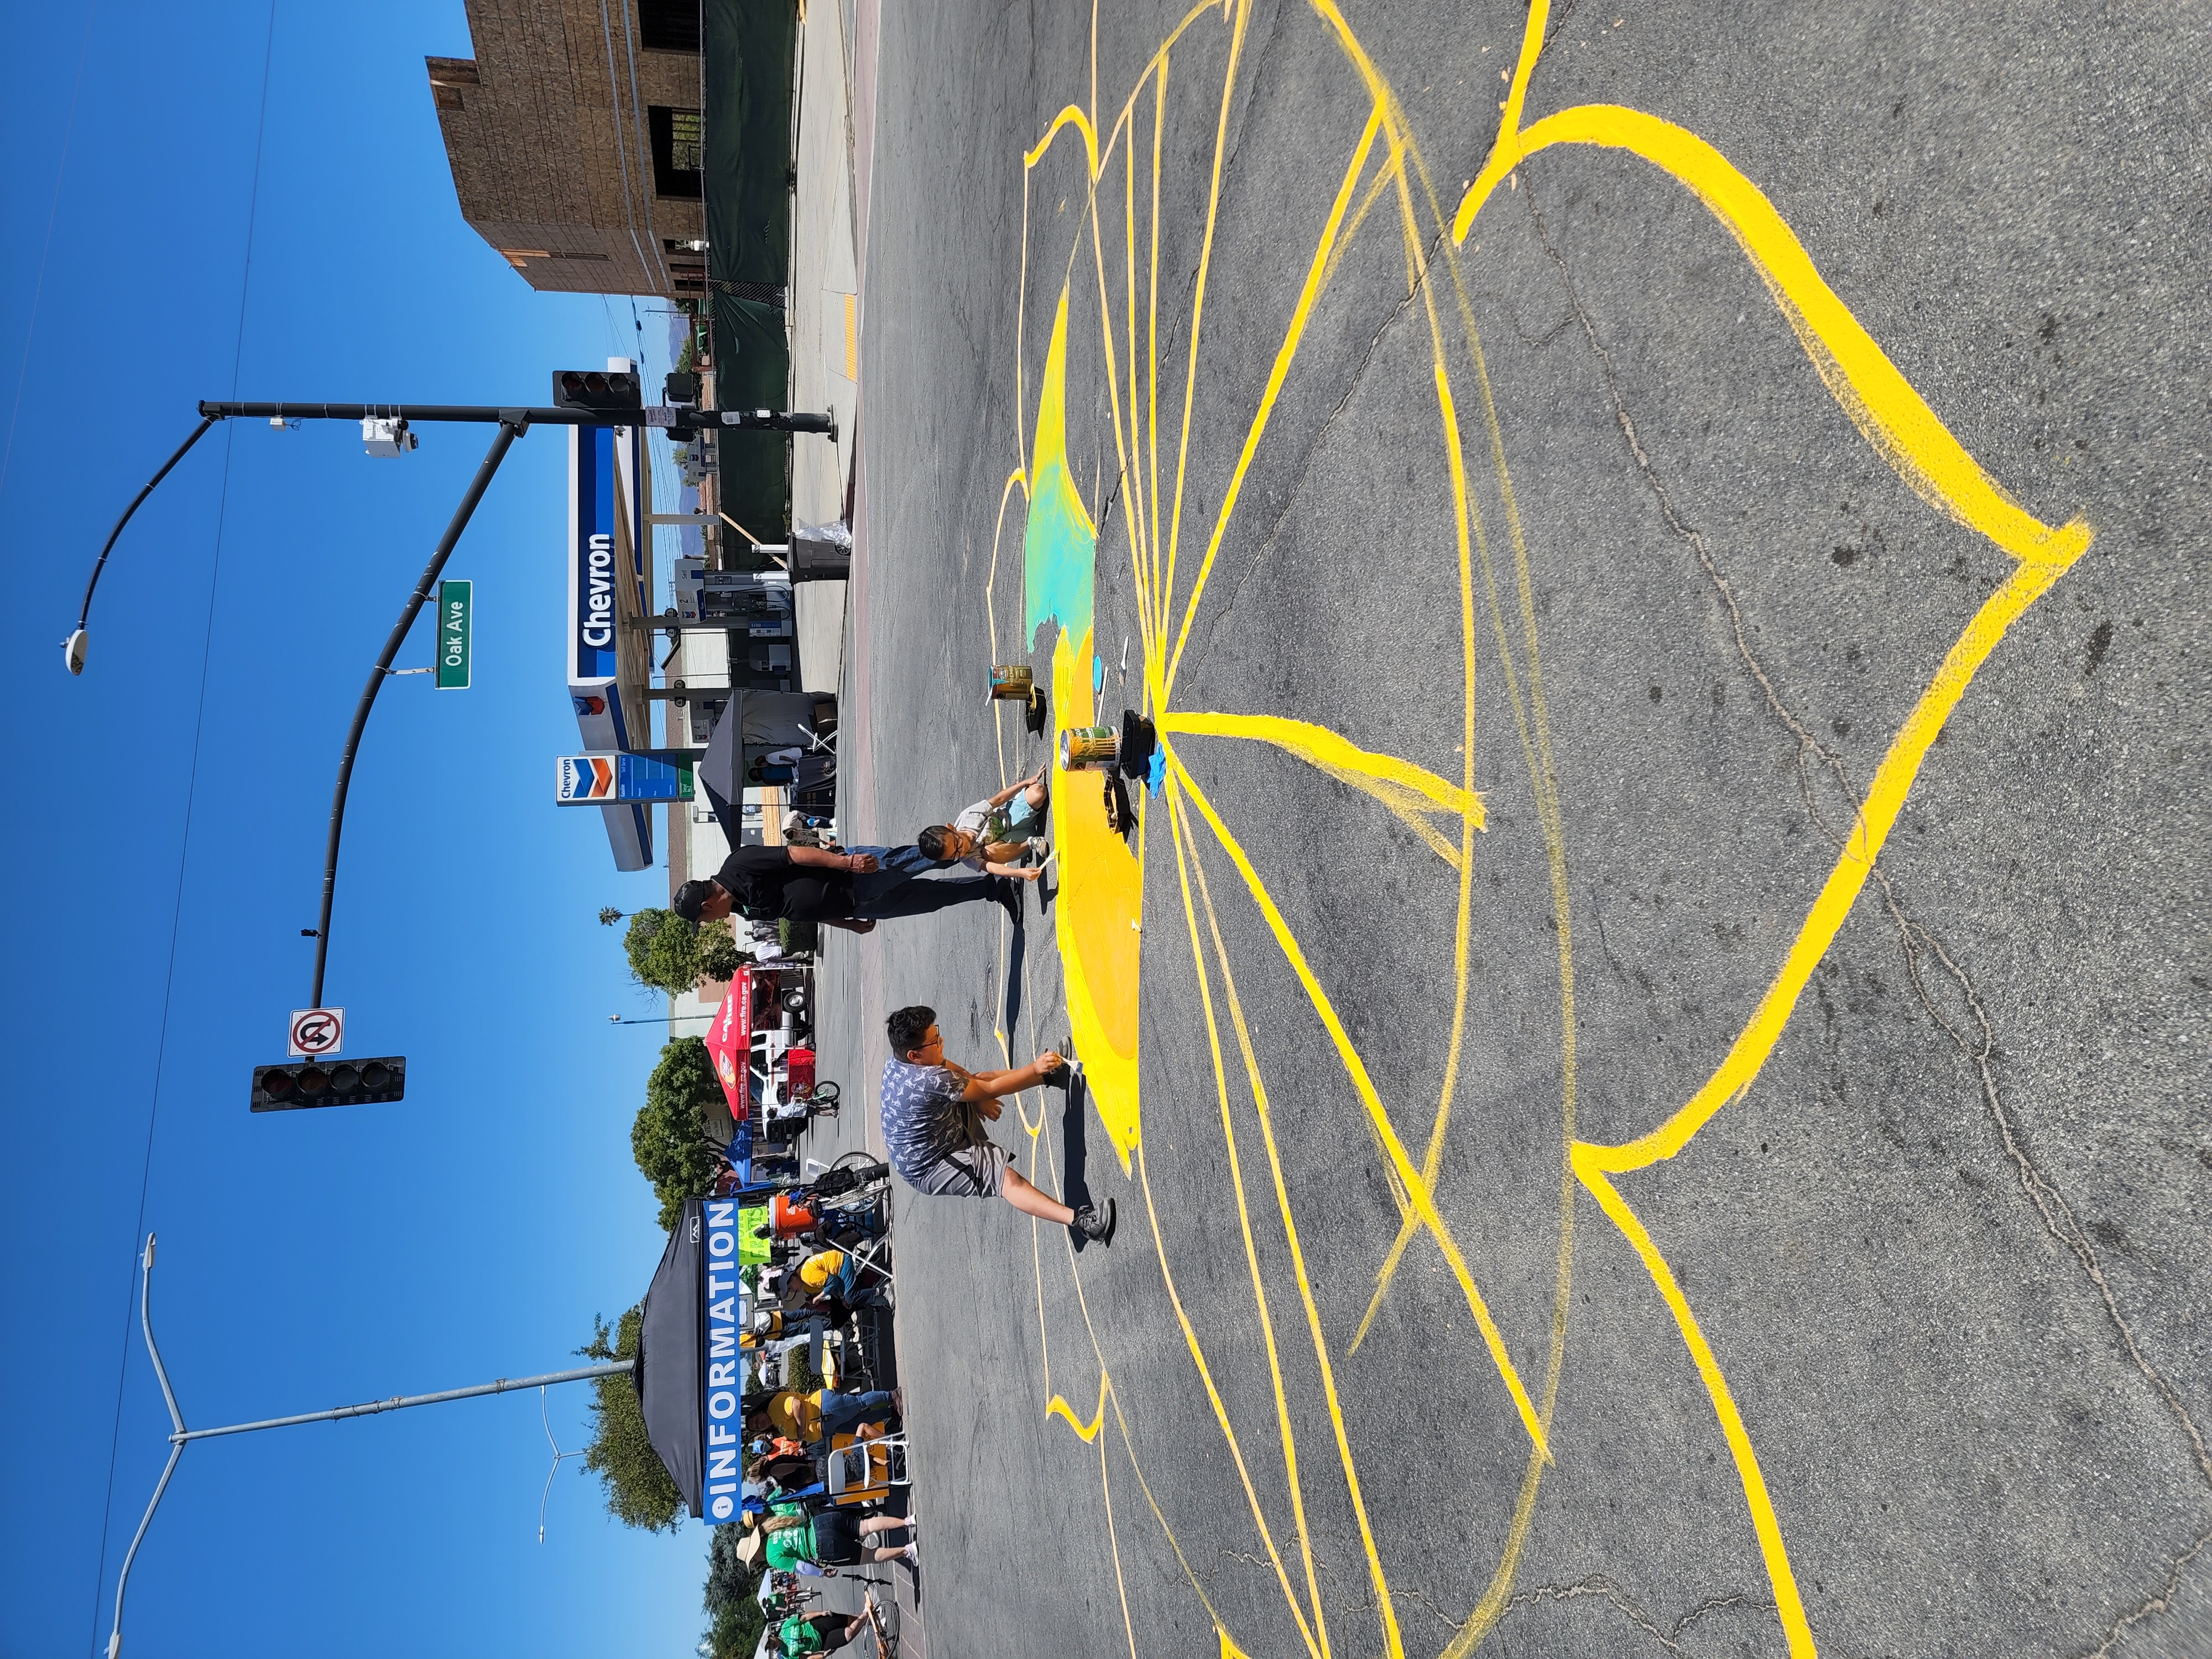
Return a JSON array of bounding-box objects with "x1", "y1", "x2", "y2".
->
[
  {"x1": 1048, "y1": 1371, "x2": 1112, "y2": 1443},
  {"x1": 1452, "y1": 3, "x2": 2091, "y2": 573},
  {"x1": 1134, "y1": 1138, "x2": 1330, "y2": 1659},
  {"x1": 1166, "y1": 802, "x2": 1337, "y2": 1658},
  {"x1": 1170, "y1": 786, "x2": 1401, "y2": 1659},
  {"x1": 1170, "y1": 752, "x2": 1551, "y2": 1462},
  {"x1": 1163, "y1": 709, "x2": 1484, "y2": 865},
  {"x1": 998, "y1": 5, "x2": 2099, "y2": 1657},
  {"x1": 1164, "y1": 103, "x2": 1383, "y2": 701}
]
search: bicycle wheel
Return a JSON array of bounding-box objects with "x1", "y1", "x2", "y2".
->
[
  {"x1": 816, "y1": 1151, "x2": 891, "y2": 1206},
  {"x1": 807, "y1": 1079, "x2": 842, "y2": 1107}
]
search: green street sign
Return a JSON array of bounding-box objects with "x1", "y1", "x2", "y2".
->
[{"x1": 436, "y1": 580, "x2": 472, "y2": 690}]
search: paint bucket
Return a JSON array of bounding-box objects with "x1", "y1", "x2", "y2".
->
[
  {"x1": 989, "y1": 664, "x2": 1035, "y2": 700},
  {"x1": 1060, "y1": 725, "x2": 1119, "y2": 771}
]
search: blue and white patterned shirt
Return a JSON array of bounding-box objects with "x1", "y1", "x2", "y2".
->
[{"x1": 878, "y1": 1058, "x2": 968, "y2": 1182}]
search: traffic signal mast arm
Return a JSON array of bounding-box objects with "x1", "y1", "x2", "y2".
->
[
  {"x1": 198, "y1": 401, "x2": 834, "y2": 432},
  {"x1": 70, "y1": 382, "x2": 837, "y2": 1012}
]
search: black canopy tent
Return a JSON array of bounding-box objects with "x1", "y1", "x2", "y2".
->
[
  {"x1": 637, "y1": 1199, "x2": 705, "y2": 1516},
  {"x1": 695, "y1": 689, "x2": 832, "y2": 840}
]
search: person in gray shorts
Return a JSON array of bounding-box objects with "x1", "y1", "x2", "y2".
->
[{"x1": 878, "y1": 1004, "x2": 1114, "y2": 1242}]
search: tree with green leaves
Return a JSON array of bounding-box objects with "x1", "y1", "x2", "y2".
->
[
  {"x1": 633, "y1": 1037, "x2": 727, "y2": 1231},
  {"x1": 623, "y1": 908, "x2": 744, "y2": 994},
  {"x1": 578, "y1": 1307, "x2": 685, "y2": 1532},
  {"x1": 702, "y1": 1524, "x2": 765, "y2": 1658},
  {"x1": 696, "y1": 924, "x2": 744, "y2": 985},
  {"x1": 624, "y1": 909, "x2": 697, "y2": 994}
]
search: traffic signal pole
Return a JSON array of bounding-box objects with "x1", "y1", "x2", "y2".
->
[
  {"x1": 106, "y1": 1234, "x2": 634, "y2": 1659},
  {"x1": 67, "y1": 387, "x2": 834, "y2": 1012},
  {"x1": 312, "y1": 416, "x2": 519, "y2": 1007},
  {"x1": 198, "y1": 399, "x2": 836, "y2": 433}
]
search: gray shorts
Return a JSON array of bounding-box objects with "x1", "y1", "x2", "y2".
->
[{"x1": 905, "y1": 1139, "x2": 1009, "y2": 1198}]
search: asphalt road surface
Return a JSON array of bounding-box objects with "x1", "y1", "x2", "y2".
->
[{"x1": 815, "y1": 4, "x2": 2210, "y2": 1656}]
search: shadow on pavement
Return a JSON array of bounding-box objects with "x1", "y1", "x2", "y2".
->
[{"x1": 1061, "y1": 1068, "x2": 1093, "y2": 1252}]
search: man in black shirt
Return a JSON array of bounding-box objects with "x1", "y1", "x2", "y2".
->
[{"x1": 671, "y1": 842, "x2": 1010, "y2": 934}]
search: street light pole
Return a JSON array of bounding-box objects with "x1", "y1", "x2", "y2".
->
[
  {"x1": 67, "y1": 390, "x2": 834, "y2": 1013},
  {"x1": 106, "y1": 1234, "x2": 633, "y2": 1659}
]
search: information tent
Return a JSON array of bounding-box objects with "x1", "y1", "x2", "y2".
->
[{"x1": 635, "y1": 1197, "x2": 750, "y2": 1526}]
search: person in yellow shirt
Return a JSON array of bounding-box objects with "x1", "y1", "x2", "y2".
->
[
  {"x1": 790, "y1": 1246, "x2": 888, "y2": 1310},
  {"x1": 754, "y1": 1385, "x2": 900, "y2": 1446},
  {"x1": 796, "y1": 1248, "x2": 846, "y2": 1296}
]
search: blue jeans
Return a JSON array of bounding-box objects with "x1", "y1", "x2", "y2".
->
[
  {"x1": 816, "y1": 1388, "x2": 897, "y2": 1438},
  {"x1": 844, "y1": 844, "x2": 998, "y2": 920}
]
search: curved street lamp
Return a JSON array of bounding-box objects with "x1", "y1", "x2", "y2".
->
[{"x1": 105, "y1": 1234, "x2": 633, "y2": 1658}]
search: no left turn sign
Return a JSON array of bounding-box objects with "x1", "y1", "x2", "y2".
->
[{"x1": 288, "y1": 1008, "x2": 345, "y2": 1058}]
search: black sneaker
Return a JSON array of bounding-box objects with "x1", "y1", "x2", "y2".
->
[
  {"x1": 1070, "y1": 1198, "x2": 1117, "y2": 1245},
  {"x1": 993, "y1": 877, "x2": 1025, "y2": 922}
]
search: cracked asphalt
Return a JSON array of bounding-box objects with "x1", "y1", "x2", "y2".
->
[{"x1": 817, "y1": 3, "x2": 2211, "y2": 1655}]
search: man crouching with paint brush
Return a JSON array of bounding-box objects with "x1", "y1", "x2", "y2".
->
[{"x1": 878, "y1": 1004, "x2": 1114, "y2": 1242}]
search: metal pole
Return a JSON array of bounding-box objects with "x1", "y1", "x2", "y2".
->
[
  {"x1": 196, "y1": 401, "x2": 832, "y2": 433},
  {"x1": 310, "y1": 416, "x2": 523, "y2": 1008},
  {"x1": 107, "y1": 1236, "x2": 184, "y2": 1659},
  {"x1": 173, "y1": 1363, "x2": 635, "y2": 1442},
  {"x1": 105, "y1": 1233, "x2": 633, "y2": 1659},
  {"x1": 66, "y1": 417, "x2": 220, "y2": 674},
  {"x1": 204, "y1": 400, "x2": 590, "y2": 426}
]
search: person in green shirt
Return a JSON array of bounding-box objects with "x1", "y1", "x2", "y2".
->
[
  {"x1": 737, "y1": 1506, "x2": 913, "y2": 1578},
  {"x1": 775, "y1": 1599, "x2": 875, "y2": 1656}
]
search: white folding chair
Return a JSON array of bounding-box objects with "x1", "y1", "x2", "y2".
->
[
  {"x1": 844, "y1": 1235, "x2": 894, "y2": 1295},
  {"x1": 826, "y1": 1433, "x2": 909, "y2": 1500}
]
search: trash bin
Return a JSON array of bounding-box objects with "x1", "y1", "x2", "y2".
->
[{"x1": 791, "y1": 519, "x2": 852, "y2": 581}]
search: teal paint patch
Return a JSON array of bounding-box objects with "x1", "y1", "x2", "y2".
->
[{"x1": 1024, "y1": 451, "x2": 1097, "y2": 649}]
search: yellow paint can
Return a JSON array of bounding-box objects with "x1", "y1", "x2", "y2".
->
[{"x1": 1059, "y1": 725, "x2": 1118, "y2": 771}]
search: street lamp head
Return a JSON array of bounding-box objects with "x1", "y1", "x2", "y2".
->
[{"x1": 62, "y1": 628, "x2": 87, "y2": 676}]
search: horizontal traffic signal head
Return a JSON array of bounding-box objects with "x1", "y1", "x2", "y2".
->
[
  {"x1": 251, "y1": 1056, "x2": 406, "y2": 1113},
  {"x1": 551, "y1": 368, "x2": 642, "y2": 416}
]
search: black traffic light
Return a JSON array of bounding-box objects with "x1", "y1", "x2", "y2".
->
[
  {"x1": 251, "y1": 1056, "x2": 406, "y2": 1113},
  {"x1": 551, "y1": 368, "x2": 642, "y2": 418}
]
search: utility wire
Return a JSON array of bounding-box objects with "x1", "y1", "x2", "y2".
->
[
  {"x1": 84, "y1": 7, "x2": 279, "y2": 1652},
  {"x1": 0, "y1": 1, "x2": 98, "y2": 508}
]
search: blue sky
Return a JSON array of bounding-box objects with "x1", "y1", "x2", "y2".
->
[{"x1": 0, "y1": 4, "x2": 709, "y2": 1655}]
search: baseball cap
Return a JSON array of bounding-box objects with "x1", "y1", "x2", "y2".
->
[{"x1": 671, "y1": 879, "x2": 715, "y2": 923}]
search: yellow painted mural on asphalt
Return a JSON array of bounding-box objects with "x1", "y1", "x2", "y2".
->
[
  {"x1": 981, "y1": 3, "x2": 2096, "y2": 1656},
  {"x1": 1026, "y1": 284, "x2": 1146, "y2": 1167}
]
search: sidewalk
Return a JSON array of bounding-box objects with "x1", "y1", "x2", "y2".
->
[
  {"x1": 787, "y1": 8, "x2": 916, "y2": 1653},
  {"x1": 787, "y1": 0, "x2": 862, "y2": 696}
]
